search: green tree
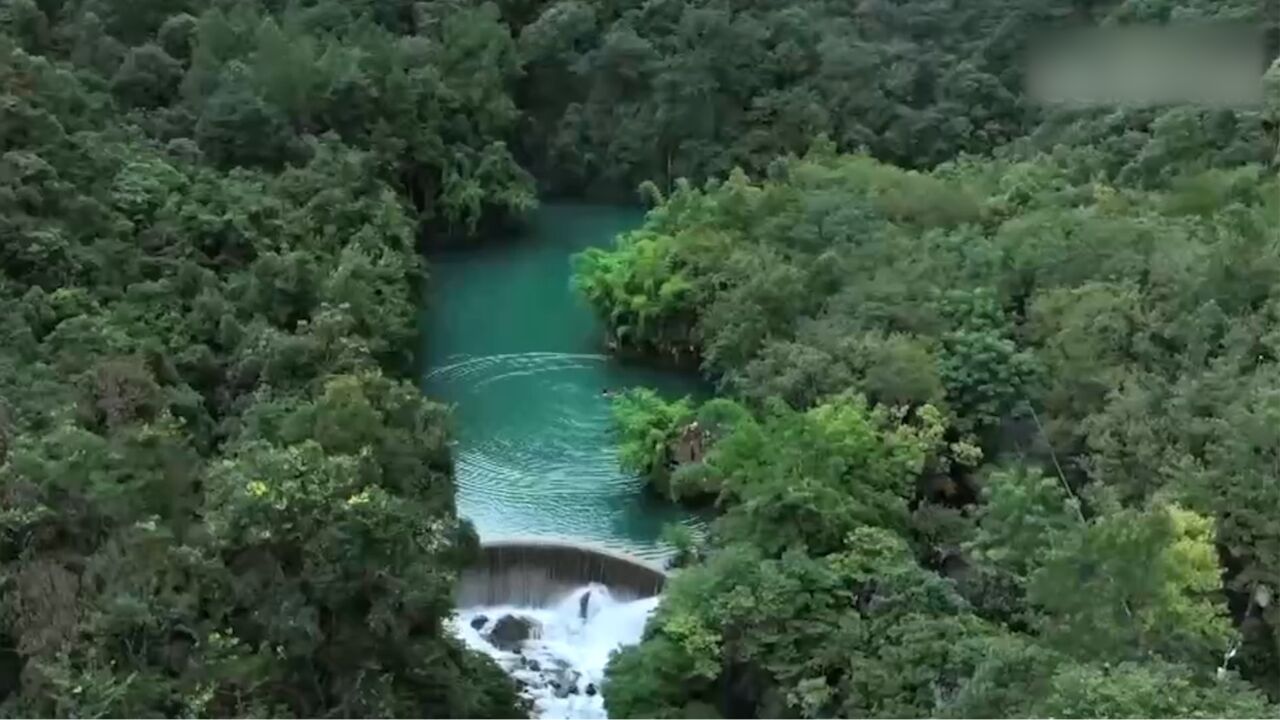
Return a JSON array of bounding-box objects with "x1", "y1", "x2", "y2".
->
[
  {"x1": 1028, "y1": 505, "x2": 1235, "y2": 666},
  {"x1": 611, "y1": 388, "x2": 695, "y2": 499},
  {"x1": 110, "y1": 43, "x2": 183, "y2": 108},
  {"x1": 195, "y1": 60, "x2": 296, "y2": 168}
]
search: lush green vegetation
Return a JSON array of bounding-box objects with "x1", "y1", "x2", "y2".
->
[
  {"x1": 585, "y1": 146, "x2": 1280, "y2": 715},
  {"x1": 0, "y1": 0, "x2": 532, "y2": 715},
  {"x1": 574, "y1": 4, "x2": 1280, "y2": 716},
  {"x1": 6, "y1": 0, "x2": 1280, "y2": 716},
  {"x1": 518, "y1": 0, "x2": 1267, "y2": 197}
]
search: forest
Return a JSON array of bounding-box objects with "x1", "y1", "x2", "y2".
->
[
  {"x1": 1, "y1": 0, "x2": 1279, "y2": 716},
  {"x1": 579, "y1": 2, "x2": 1280, "y2": 717}
]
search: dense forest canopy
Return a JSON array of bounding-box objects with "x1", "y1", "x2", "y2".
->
[
  {"x1": 574, "y1": 2, "x2": 1280, "y2": 717},
  {"x1": 2, "y1": 0, "x2": 1280, "y2": 716},
  {"x1": 585, "y1": 148, "x2": 1280, "y2": 718},
  {"x1": 0, "y1": 0, "x2": 537, "y2": 714},
  {"x1": 518, "y1": 0, "x2": 1272, "y2": 197}
]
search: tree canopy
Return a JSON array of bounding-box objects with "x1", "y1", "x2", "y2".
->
[
  {"x1": 576, "y1": 40, "x2": 1280, "y2": 716},
  {"x1": 0, "y1": 1, "x2": 532, "y2": 714}
]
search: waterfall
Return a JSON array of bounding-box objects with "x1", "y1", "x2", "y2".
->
[{"x1": 454, "y1": 584, "x2": 659, "y2": 719}]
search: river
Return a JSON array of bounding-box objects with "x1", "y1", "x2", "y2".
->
[{"x1": 420, "y1": 203, "x2": 705, "y2": 562}]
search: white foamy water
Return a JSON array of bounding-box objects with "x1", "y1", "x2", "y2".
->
[{"x1": 452, "y1": 584, "x2": 659, "y2": 719}]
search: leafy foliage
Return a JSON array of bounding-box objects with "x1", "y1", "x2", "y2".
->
[
  {"x1": 610, "y1": 388, "x2": 694, "y2": 500},
  {"x1": 515, "y1": 0, "x2": 1271, "y2": 198},
  {"x1": 0, "y1": 10, "x2": 527, "y2": 716},
  {"x1": 578, "y1": 20, "x2": 1280, "y2": 713}
]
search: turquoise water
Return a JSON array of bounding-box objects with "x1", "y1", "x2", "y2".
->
[{"x1": 421, "y1": 204, "x2": 704, "y2": 561}]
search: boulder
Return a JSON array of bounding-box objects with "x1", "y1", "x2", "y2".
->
[
  {"x1": 469, "y1": 615, "x2": 488, "y2": 631},
  {"x1": 486, "y1": 614, "x2": 539, "y2": 652},
  {"x1": 585, "y1": 683, "x2": 598, "y2": 697},
  {"x1": 549, "y1": 667, "x2": 582, "y2": 698}
]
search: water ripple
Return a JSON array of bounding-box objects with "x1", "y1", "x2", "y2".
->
[
  {"x1": 425, "y1": 350, "x2": 700, "y2": 562},
  {"x1": 426, "y1": 352, "x2": 610, "y2": 382}
]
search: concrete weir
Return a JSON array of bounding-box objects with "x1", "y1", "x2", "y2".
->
[{"x1": 457, "y1": 538, "x2": 668, "y2": 608}]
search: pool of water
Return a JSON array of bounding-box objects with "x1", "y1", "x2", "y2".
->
[{"x1": 421, "y1": 203, "x2": 705, "y2": 562}]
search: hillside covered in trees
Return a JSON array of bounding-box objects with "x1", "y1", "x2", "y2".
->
[
  {"x1": 587, "y1": 146, "x2": 1280, "y2": 718},
  {"x1": 574, "y1": 3, "x2": 1280, "y2": 718},
  {"x1": 0, "y1": 0, "x2": 537, "y2": 714},
  {"x1": 2, "y1": 0, "x2": 1280, "y2": 716}
]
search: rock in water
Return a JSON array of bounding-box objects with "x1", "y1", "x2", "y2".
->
[
  {"x1": 469, "y1": 615, "x2": 488, "y2": 631},
  {"x1": 548, "y1": 666, "x2": 582, "y2": 699},
  {"x1": 579, "y1": 590, "x2": 591, "y2": 620},
  {"x1": 585, "y1": 683, "x2": 598, "y2": 697},
  {"x1": 487, "y1": 614, "x2": 539, "y2": 652}
]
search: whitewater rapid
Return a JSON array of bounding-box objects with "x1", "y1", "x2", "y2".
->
[{"x1": 452, "y1": 584, "x2": 659, "y2": 719}]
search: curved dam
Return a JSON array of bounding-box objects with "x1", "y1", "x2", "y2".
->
[
  {"x1": 458, "y1": 538, "x2": 668, "y2": 608},
  {"x1": 455, "y1": 540, "x2": 669, "y2": 718}
]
